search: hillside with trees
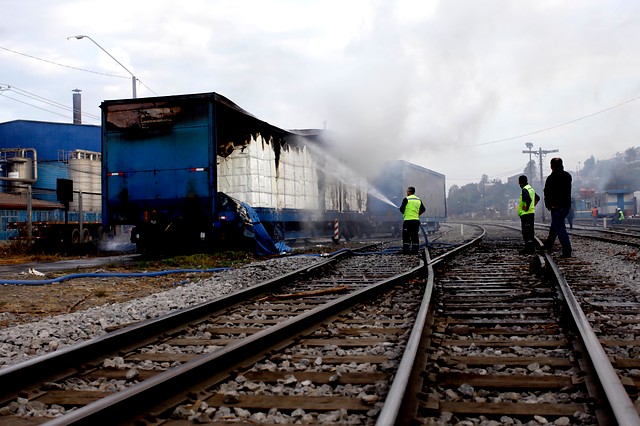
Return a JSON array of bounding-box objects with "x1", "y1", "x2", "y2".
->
[{"x1": 447, "y1": 146, "x2": 640, "y2": 218}]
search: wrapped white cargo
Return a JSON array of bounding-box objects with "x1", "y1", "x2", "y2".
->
[
  {"x1": 322, "y1": 163, "x2": 368, "y2": 213},
  {"x1": 217, "y1": 134, "x2": 319, "y2": 210}
]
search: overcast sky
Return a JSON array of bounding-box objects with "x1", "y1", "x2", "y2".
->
[{"x1": 2, "y1": 0, "x2": 639, "y2": 191}]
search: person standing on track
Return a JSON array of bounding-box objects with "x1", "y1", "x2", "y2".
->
[
  {"x1": 517, "y1": 175, "x2": 539, "y2": 254},
  {"x1": 399, "y1": 186, "x2": 426, "y2": 254},
  {"x1": 543, "y1": 157, "x2": 573, "y2": 258}
]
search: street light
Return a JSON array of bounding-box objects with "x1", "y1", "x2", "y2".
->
[{"x1": 68, "y1": 35, "x2": 137, "y2": 98}]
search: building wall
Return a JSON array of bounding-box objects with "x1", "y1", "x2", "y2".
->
[
  {"x1": 0, "y1": 120, "x2": 100, "y2": 161},
  {"x1": 0, "y1": 120, "x2": 101, "y2": 211},
  {"x1": 604, "y1": 192, "x2": 635, "y2": 215}
]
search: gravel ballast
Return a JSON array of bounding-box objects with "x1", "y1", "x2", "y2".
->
[{"x1": 1, "y1": 223, "x2": 637, "y2": 372}]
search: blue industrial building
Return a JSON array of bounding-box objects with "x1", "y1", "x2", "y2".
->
[
  {"x1": 0, "y1": 120, "x2": 101, "y2": 240},
  {"x1": 0, "y1": 120, "x2": 100, "y2": 159}
]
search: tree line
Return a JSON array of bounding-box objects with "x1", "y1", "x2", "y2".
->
[{"x1": 447, "y1": 146, "x2": 640, "y2": 218}]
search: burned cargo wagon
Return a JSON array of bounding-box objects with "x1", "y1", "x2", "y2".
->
[{"x1": 101, "y1": 92, "x2": 372, "y2": 252}]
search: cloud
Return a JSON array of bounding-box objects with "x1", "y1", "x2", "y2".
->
[{"x1": 2, "y1": 0, "x2": 640, "y2": 190}]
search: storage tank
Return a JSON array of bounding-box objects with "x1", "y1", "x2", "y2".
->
[
  {"x1": 68, "y1": 150, "x2": 101, "y2": 211},
  {"x1": 7, "y1": 157, "x2": 33, "y2": 195}
]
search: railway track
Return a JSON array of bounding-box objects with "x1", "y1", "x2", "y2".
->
[
  {"x1": 1, "y1": 226, "x2": 638, "y2": 425},
  {"x1": 549, "y1": 250, "x2": 640, "y2": 424},
  {"x1": 0, "y1": 242, "x2": 426, "y2": 424},
  {"x1": 536, "y1": 221, "x2": 640, "y2": 248},
  {"x1": 394, "y1": 225, "x2": 639, "y2": 426}
]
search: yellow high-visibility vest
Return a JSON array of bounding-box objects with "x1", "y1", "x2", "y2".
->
[
  {"x1": 518, "y1": 184, "x2": 536, "y2": 217},
  {"x1": 403, "y1": 195, "x2": 422, "y2": 220}
]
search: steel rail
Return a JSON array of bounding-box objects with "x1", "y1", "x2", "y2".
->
[
  {"x1": 483, "y1": 221, "x2": 640, "y2": 251},
  {"x1": 428, "y1": 223, "x2": 486, "y2": 266},
  {"x1": 545, "y1": 253, "x2": 640, "y2": 426},
  {"x1": 0, "y1": 249, "x2": 353, "y2": 399},
  {"x1": 41, "y1": 253, "x2": 427, "y2": 425},
  {"x1": 375, "y1": 249, "x2": 434, "y2": 426},
  {"x1": 571, "y1": 232, "x2": 640, "y2": 248},
  {"x1": 375, "y1": 226, "x2": 485, "y2": 425},
  {"x1": 535, "y1": 222, "x2": 640, "y2": 248}
]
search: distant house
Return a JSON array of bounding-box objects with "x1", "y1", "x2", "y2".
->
[{"x1": 596, "y1": 189, "x2": 636, "y2": 216}]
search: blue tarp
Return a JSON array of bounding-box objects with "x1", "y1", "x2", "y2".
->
[{"x1": 238, "y1": 201, "x2": 292, "y2": 256}]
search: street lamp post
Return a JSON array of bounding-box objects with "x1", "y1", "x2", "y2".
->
[{"x1": 68, "y1": 35, "x2": 137, "y2": 98}]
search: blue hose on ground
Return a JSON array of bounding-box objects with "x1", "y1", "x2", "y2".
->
[
  {"x1": 420, "y1": 224, "x2": 429, "y2": 246},
  {"x1": 0, "y1": 268, "x2": 232, "y2": 286}
]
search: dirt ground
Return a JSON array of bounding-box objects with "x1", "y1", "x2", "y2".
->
[
  {"x1": 0, "y1": 239, "x2": 373, "y2": 329},
  {"x1": 0, "y1": 239, "x2": 254, "y2": 329},
  {"x1": 0, "y1": 267, "x2": 207, "y2": 329}
]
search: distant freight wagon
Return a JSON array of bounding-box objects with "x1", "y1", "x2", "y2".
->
[
  {"x1": 101, "y1": 92, "x2": 446, "y2": 253},
  {"x1": 368, "y1": 160, "x2": 447, "y2": 235}
]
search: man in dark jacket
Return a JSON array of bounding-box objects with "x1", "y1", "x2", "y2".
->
[{"x1": 543, "y1": 157, "x2": 572, "y2": 257}]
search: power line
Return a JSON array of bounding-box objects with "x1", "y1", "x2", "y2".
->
[
  {"x1": 0, "y1": 45, "x2": 128, "y2": 79},
  {"x1": 138, "y1": 80, "x2": 158, "y2": 96},
  {"x1": 0, "y1": 45, "x2": 158, "y2": 96},
  {"x1": 463, "y1": 94, "x2": 640, "y2": 148},
  {"x1": 0, "y1": 86, "x2": 100, "y2": 124},
  {"x1": 0, "y1": 92, "x2": 76, "y2": 121},
  {"x1": 2, "y1": 85, "x2": 101, "y2": 120},
  {"x1": 447, "y1": 166, "x2": 524, "y2": 182}
]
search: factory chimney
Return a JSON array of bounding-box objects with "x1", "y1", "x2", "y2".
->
[{"x1": 72, "y1": 89, "x2": 82, "y2": 124}]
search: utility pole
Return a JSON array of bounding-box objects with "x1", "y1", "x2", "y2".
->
[
  {"x1": 523, "y1": 142, "x2": 534, "y2": 181},
  {"x1": 523, "y1": 144, "x2": 558, "y2": 222},
  {"x1": 537, "y1": 147, "x2": 558, "y2": 222}
]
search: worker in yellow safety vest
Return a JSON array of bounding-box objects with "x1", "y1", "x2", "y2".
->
[
  {"x1": 399, "y1": 186, "x2": 426, "y2": 254},
  {"x1": 518, "y1": 175, "x2": 540, "y2": 254}
]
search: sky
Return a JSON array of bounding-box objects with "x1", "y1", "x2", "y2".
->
[{"x1": 2, "y1": 0, "x2": 640, "y2": 192}]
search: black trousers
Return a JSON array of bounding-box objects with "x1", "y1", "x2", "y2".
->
[
  {"x1": 520, "y1": 213, "x2": 535, "y2": 246},
  {"x1": 402, "y1": 220, "x2": 420, "y2": 253}
]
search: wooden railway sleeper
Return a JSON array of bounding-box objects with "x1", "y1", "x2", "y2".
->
[{"x1": 17, "y1": 254, "x2": 425, "y2": 425}]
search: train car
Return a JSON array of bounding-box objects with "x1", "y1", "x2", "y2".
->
[
  {"x1": 368, "y1": 160, "x2": 447, "y2": 235},
  {"x1": 101, "y1": 92, "x2": 446, "y2": 253}
]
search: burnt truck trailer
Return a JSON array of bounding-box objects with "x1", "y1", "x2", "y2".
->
[{"x1": 101, "y1": 92, "x2": 446, "y2": 252}]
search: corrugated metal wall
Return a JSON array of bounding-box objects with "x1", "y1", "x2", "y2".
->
[
  {"x1": 33, "y1": 161, "x2": 68, "y2": 202},
  {"x1": 0, "y1": 120, "x2": 100, "y2": 161}
]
